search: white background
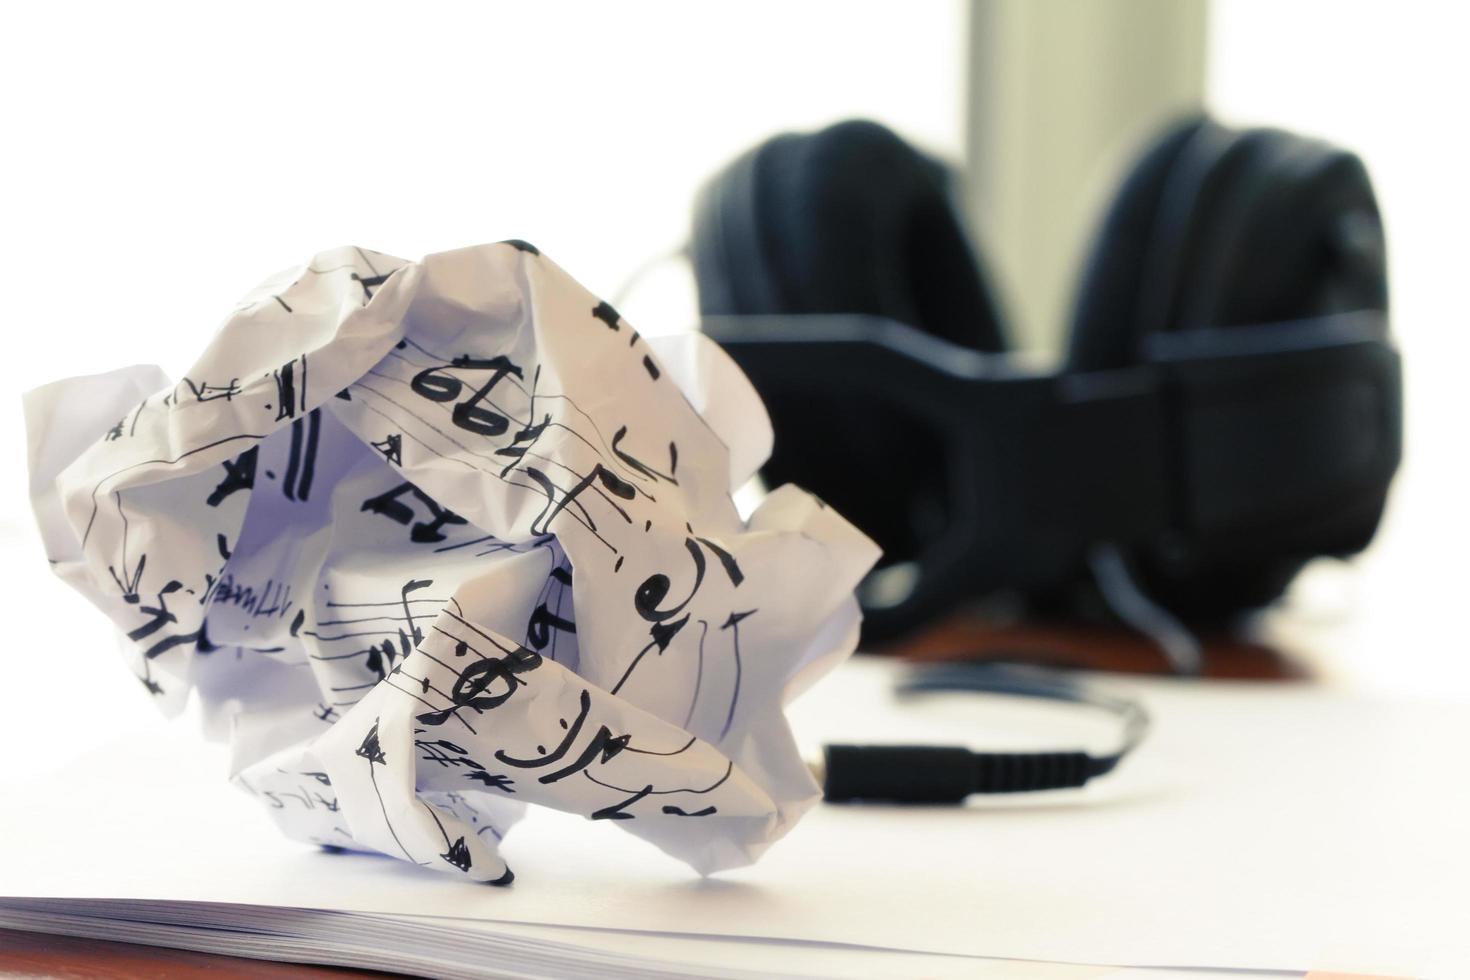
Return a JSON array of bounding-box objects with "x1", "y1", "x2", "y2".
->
[{"x1": 0, "y1": 1, "x2": 1465, "y2": 775}]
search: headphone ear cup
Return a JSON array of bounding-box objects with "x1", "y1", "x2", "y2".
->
[
  {"x1": 691, "y1": 119, "x2": 1008, "y2": 353},
  {"x1": 1146, "y1": 128, "x2": 1390, "y2": 619},
  {"x1": 1069, "y1": 117, "x2": 1391, "y2": 621},
  {"x1": 690, "y1": 120, "x2": 1009, "y2": 583}
]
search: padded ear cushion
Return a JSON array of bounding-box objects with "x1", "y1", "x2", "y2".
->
[
  {"x1": 691, "y1": 119, "x2": 1008, "y2": 353},
  {"x1": 1069, "y1": 118, "x2": 1387, "y2": 368},
  {"x1": 1169, "y1": 130, "x2": 1388, "y2": 331},
  {"x1": 1066, "y1": 115, "x2": 1212, "y2": 371}
]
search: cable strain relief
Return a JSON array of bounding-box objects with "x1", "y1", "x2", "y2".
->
[{"x1": 970, "y1": 751, "x2": 1093, "y2": 793}]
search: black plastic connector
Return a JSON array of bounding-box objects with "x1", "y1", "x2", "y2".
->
[{"x1": 821, "y1": 744, "x2": 1107, "y2": 803}]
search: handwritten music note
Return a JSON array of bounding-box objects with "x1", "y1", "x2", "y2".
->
[{"x1": 23, "y1": 242, "x2": 879, "y2": 883}]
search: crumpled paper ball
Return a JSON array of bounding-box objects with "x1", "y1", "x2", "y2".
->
[{"x1": 25, "y1": 242, "x2": 879, "y2": 882}]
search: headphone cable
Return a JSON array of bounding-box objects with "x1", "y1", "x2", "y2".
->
[
  {"x1": 1088, "y1": 542, "x2": 1203, "y2": 676},
  {"x1": 817, "y1": 661, "x2": 1150, "y2": 803}
]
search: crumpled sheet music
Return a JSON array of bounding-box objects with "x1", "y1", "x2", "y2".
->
[{"x1": 24, "y1": 242, "x2": 879, "y2": 884}]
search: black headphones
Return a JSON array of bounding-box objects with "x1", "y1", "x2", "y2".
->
[{"x1": 692, "y1": 117, "x2": 1402, "y2": 643}]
